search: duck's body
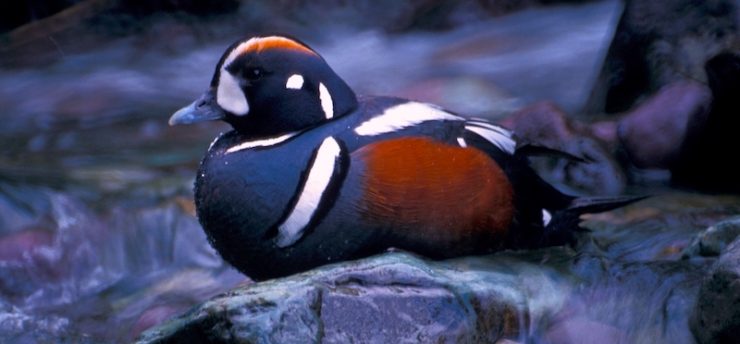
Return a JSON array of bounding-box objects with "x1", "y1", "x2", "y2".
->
[{"x1": 171, "y1": 36, "x2": 639, "y2": 280}]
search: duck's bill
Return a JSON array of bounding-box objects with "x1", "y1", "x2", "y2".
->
[{"x1": 168, "y1": 90, "x2": 225, "y2": 125}]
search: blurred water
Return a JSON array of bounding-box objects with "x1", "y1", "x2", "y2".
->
[{"x1": 2, "y1": 1, "x2": 737, "y2": 342}]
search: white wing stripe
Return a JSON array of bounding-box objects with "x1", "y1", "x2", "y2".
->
[
  {"x1": 465, "y1": 124, "x2": 516, "y2": 154},
  {"x1": 275, "y1": 136, "x2": 342, "y2": 247},
  {"x1": 457, "y1": 137, "x2": 467, "y2": 147},
  {"x1": 354, "y1": 102, "x2": 463, "y2": 136}
]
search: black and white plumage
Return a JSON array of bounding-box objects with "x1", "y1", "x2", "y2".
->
[{"x1": 170, "y1": 35, "x2": 642, "y2": 280}]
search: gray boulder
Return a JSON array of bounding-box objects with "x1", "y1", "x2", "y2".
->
[
  {"x1": 585, "y1": 0, "x2": 738, "y2": 114},
  {"x1": 683, "y1": 216, "x2": 740, "y2": 258},
  {"x1": 691, "y1": 237, "x2": 740, "y2": 343},
  {"x1": 136, "y1": 252, "x2": 571, "y2": 343}
]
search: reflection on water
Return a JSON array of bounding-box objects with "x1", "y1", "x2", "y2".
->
[{"x1": 1, "y1": 1, "x2": 736, "y2": 342}]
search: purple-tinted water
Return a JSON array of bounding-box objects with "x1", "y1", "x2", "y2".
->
[{"x1": 4, "y1": 1, "x2": 736, "y2": 343}]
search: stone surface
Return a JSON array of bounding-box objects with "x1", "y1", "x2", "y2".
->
[
  {"x1": 501, "y1": 101, "x2": 626, "y2": 195},
  {"x1": 133, "y1": 193, "x2": 740, "y2": 344},
  {"x1": 617, "y1": 81, "x2": 712, "y2": 169},
  {"x1": 683, "y1": 216, "x2": 740, "y2": 258},
  {"x1": 691, "y1": 237, "x2": 740, "y2": 344},
  {"x1": 671, "y1": 52, "x2": 740, "y2": 192},
  {"x1": 137, "y1": 252, "x2": 570, "y2": 344},
  {"x1": 585, "y1": 0, "x2": 738, "y2": 114}
]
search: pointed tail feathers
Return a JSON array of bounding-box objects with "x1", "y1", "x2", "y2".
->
[
  {"x1": 542, "y1": 195, "x2": 648, "y2": 246},
  {"x1": 564, "y1": 195, "x2": 649, "y2": 215}
]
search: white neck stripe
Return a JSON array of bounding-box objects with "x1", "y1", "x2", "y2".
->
[{"x1": 225, "y1": 132, "x2": 298, "y2": 153}]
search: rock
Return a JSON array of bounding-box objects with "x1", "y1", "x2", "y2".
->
[
  {"x1": 683, "y1": 216, "x2": 740, "y2": 258},
  {"x1": 553, "y1": 137, "x2": 626, "y2": 195},
  {"x1": 137, "y1": 252, "x2": 572, "y2": 344},
  {"x1": 501, "y1": 101, "x2": 578, "y2": 148},
  {"x1": 501, "y1": 101, "x2": 626, "y2": 194},
  {"x1": 690, "y1": 237, "x2": 740, "y2": 344},
  {"x1": 671, "y1": 52, "x2": 740, "y2": 192},
  {"x1": 617, "y1": 80, "x2": 712, "y2": 169},
  {"x1": 585, "y1": 120, "x2": 618, "y2": 149},
  {"x1": 585, "y1": 0, "x2": 738, "y2": 114}
]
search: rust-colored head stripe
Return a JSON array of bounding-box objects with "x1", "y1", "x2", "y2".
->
[{"x1": 232, "y1": 36, "x2": 317, "y2": 57}]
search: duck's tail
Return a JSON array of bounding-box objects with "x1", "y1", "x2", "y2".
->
[{"x1": 541, "y1": 195, "x2": 648, "y2": 246}]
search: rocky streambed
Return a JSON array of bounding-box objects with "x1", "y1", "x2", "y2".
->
[
  {"x1": 135, "y1": 195, "x2": 740, "y2": 344},
  {"x1": 1, "y1": 0, "x2": 739, "y2": 343}
]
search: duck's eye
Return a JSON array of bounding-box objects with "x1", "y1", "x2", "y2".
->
[{"x1": 244, "y1": 67, "x2": 264, "y2": 81}]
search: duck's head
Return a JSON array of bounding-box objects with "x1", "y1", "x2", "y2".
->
[{"x1": 169, "y1": 35, "x2": 357, "y2": 137}]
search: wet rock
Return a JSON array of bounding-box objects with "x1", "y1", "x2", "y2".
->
[
  {"x1": 671, "y1": 52, "x2": 740, "y2": 192},
  {"x1": 137, "y1": 252, "x2": 573, "y2": 343},
  {"x1": 586, "y1": 0, "x2": 738, "y2": 114},
  {"x1": 585, "y1": 120, "x2": 618, "y2": 149},
  {"x1": 690, "y1": 237, "x2": 740, "y2": 344},
  {"x1": 617, "y1": 81, "x2": 712, "y2": 169},
  {"x1": 554, "y1": 138, "x2": 626, "y2": 195},
  {"x1": 501, "y1": 101, "x2": 577, "y2": 148},
  {"x1": 132, "y1": 305, "x2": 188, "y2": 340},
  {"x1": 502, "y1": 101, "x2": 626, "y2": 194},
  {"x1": 683, "y1": 216, "x2": 740, "y2": 258}
]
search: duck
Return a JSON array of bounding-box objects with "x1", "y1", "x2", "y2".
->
[{"x1": 169, "y1": 35, "x2": 640, "y2": 280}]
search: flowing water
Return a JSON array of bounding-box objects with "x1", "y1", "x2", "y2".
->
[{"x1": 1, "y1": 1, "x2": 737, "y2": 342}]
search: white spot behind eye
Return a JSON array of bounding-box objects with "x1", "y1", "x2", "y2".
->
[
  {"x1": 319, "y1": 83, "x2": 334, "y2": 119},
  {"x1": 286, "y1": 74, "x2": 304, "y2": 90},
  {"x1": 216, "y1": 41, "x2": 256, "y2": 116},
  {"x1": 217, "y1": 71, "x2": 249, "y2": 116}
]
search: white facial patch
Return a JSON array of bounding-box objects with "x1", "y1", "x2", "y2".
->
[
  {"x1": 464, "y1": 121, "x2": 516, "y2": 154},
  {"x1": 216, "y1": 40, "x2": 258, "y2": 116},
  {"x1": 275, "y1": 136, "x2": 342, "y2": 247},
  {"x1": 354, "y1": 102, "x2": 464, "y2": 136},
  {"x1": 217, "y1": 72, "x2": 249, "y2": 116},
  {"x1": 286, "y1": 74, "x2": 304, "y2": 90},
  {"x1": 318, "y1": 83, "x2": 334, "y2": 119}
]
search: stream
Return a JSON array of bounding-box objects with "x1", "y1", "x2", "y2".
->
[{"x1": 1, "y1": 1, "x2": 738, "y2": 342}]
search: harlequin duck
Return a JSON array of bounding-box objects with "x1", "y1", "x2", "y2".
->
[{"x1": 170, "y1": 35, "x2": 641, "y2": 280}]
